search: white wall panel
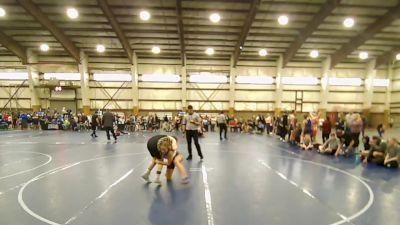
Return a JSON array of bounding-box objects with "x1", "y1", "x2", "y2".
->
[
  {"x1": 186, "y1": 101, "x2": 228, "y2": 111},
  {"x1": 139, "y1": 90, "x2": 181, "y2": 100},
  {"x1": 234, "y1": 90, "x2": 275, "y2": 101},
  {"x1": 140, "y1": 101, "x2": 182, "y2": 110},
  {"x1": 303, "y1": 92, "x2": 321, "y2": 102},
  {"x1": 302, "y1": 103, "x2": 320, "y2": 112},
  {"x1": 138, "y1": 64, "x2": 181, "y2": 75},
  {"x1": 327, "y1": 92, "x2": 364, "y2": 103},
  {"x1": 235, "y1": 102, "x2": 274, "y2": 111},
  {"x1": 235, "y1": 67, "x2": 276, "y2": 76},
  {"x1": 187, "y1": 90, "x2": 229, "y2": 101},
  {"x1": 282, "y1": 91, "x2": 296, "y2": 102},
  {"x1": 371, "y1": 92, "x2": 386, "y2": 104},
  {"x1": 327, "y1": 103, "x2": 363, "y2": 112},
  {"x1": 282, "y1": 68, "x2": 321, "y2": 76},
  {"x1": 331, "y1": 69, "x2": 365, "y2": 78}
]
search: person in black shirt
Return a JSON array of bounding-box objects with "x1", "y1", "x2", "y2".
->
[{"x1": 91, "y1": 112, "x2": 99, "y2": 138}]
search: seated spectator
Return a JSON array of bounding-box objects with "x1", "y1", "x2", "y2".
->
[
  {"x1": 363, "y1": 136, "x2": 387, "y2": 165},
  {"x1": 335, "y1": 131, "x2": 356, "y2": 157},
  {"x1": 301, "y1": 134, "x2": 313, "y2": 151},
  {"x1": 63, "y1": 119, "x2": 71, "y2": 130},
  {"x1": 362, "y1": 136, "x2": 370, "y2": 151},
  {"x1": 318, "y1": 133, "x2": 340, "y2": 155},
  {"x1": 383, "y1": 138, "x2": 400, "y2": 168}
]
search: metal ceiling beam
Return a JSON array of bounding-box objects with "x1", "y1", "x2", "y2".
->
[
  {"x1": 375, "y1": 47, "x2": 400, "y2": 68},
  {"x1": 176, "y1": 0, "x2": 186, "y2": 65},
  {"x1": 330, "y1": 3, "x2": 400, "y2": 68},
  {"x1": 282, "y1": 0, "x2": 341, "y2": 67},
  {"x1": 97, "y1": 0, "x2": 133, "y2": 62},
  {"x1": 232, "y1": 0, "x2": 261, "y2": 67},
  {"x1": 17, "y1": 0, "x2": 80, "y2": 62},
  {"x1": 0, "y1": 31, "x2": 27, "y2": 63}
]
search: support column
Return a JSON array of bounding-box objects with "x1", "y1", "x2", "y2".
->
[
  {"x1": 229, "y1": 56, "x2": 235, "y2": 116},
  {"x1": 320, "y1": 56, "x2": 331, "y2": 119},
  {"x1": 274, "y1": 55, "x2": 283, "y2": 116},
  {"x1": 363, "y1": 59, "x2": 376, "y2": 119},
  {"x1": 26, "y1": 49, "x2": 41, "y2": 112},
  {"x1": 78, "y1": 50, "x2": 91, "y2": 115},
  {"x1": 384, "y1": 63, "x2": 393, "y2": 128},
  {"x1": 181, "y1": 65, "x2": 187, "y2": 111},
  {"x1": 130, "y1": 51, "x2": 139, "y2": 115}
]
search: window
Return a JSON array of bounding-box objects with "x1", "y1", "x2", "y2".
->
[
  {"x1": 0, "y1": 72, "x2": 28, "y2": 80},
  {"x1": 329, "y1": 77, "x2": 362, "y2": 86},
  {"x1": 44, "y1": 73, "x2": 80, "y2": 81},
  {"x1": 236, "y1": 76, "x2": 274, "y2": 84},
  {"x1": 189, "y1": 73, "x2": 228, "y2": 83},
  {"x1": 281, "y1": 77, "x2": 319, "y2": 85},
  {"x1": 93, "y1": 73, "x2": 132, "y2": 82},
  {"x1": 141, "y1": 74, "x2": 180, "y2": 83}
]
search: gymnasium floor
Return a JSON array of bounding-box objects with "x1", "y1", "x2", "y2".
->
[{"x1": 0, "y1": 129, "x2": 399, "y2": 225}]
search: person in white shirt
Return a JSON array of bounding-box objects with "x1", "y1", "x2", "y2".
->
[
  {"x1": 216, "y1": 111, "x2": 228, "y2": 140},
  {"x1": 181, "y1": 105, "x2": 203, "y2": 160}
]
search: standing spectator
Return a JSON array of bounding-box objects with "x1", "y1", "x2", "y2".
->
[
  {"x1": 20, "y1": 112, "x2": 29, "y2": 130},
  {"x1": 103, "y1": 110, "x2": 117, "y2": 142},
  {"x1": 361, "y1": 116, "x2": 367, "y2": 137},
  {"x1": 322, "y1": 116, "x2": 332, "y2": 143},
  {"x1": 217, "y1": 111, "x2": 228, "y2": 140},
  {"x1": 182, "y1": 105, "x2": 203, "y2": 160},
  {"x1": 210, "y1": 116, "x2": 217, "y2": 132},
  {"x1": 265, "y1": 114, "x2": 272, "y2": 135},
  {"x1": 91, "y1": 112, "x2": 99, "y2": 138},
  {"x1": 377, "y1": 123, "x2": 384, "y2": 138}
]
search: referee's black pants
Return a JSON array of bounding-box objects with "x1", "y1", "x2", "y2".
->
[{"x1": 186, "y1": 130, "x2": 203, "y2": 157}]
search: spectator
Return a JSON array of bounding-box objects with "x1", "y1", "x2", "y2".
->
[
  {"x1": 363, "y1": 136, "x2": 386, "y2": 165},
  {"x1": 318, "y1": 133, "x2": 340, "y2": 155},
  {"x1": 384, "y1": 138, "x2": 400, "y2": 168},
  {"x1": 217, "y1": 111, "x2": 228, "y2": 140},
  {"x1": 377, "y1": 123, "x2": 384, "y2": 138},
  {"x1": 322, "y1": 116, "x2": 331, "y2": 143}
]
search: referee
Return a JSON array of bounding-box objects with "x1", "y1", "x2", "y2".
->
[{"x1": 182, "y1": 105, "x2": 203, "y2": 160}]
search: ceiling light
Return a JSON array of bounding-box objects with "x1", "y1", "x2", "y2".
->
[
  {"x1": 140, "y1": 10, "x2": 151, "y2": 21},
  {"x1": 96, "y1": 44, "x2": 105, "y2": 53},
  {"x1": 278, "y1": 15, "x2": 289, "y2": 26},
  {"x1": 396, "y1": 53, "x2": 400, "y2": 61},
  {"x1": 343, "y1": 17, "x2": 354, "y2": 28},
  {"x1": 239, "y1": 46, "x2": 243, "y2": 50},
  {"x1": 66, "y1": 8, "x2": 79, "y2": 19},
  {"x1": 205, "y1": 48, "x2": 214, "y2": 55},
  {"x1": 40, "y1": 43, "x2": 49, "y2": 52},
  {"x1": 359, "y1": 51, "x2": 368, "y2": 60},
  {"x1": 210, "y1": 13, "x2": 221, "y2": 23},
  {"x1": 0, "y1": 7, "x2": 6, "y2": 17},
  {"x1": 259, "y1": 49, "x2": 268, "y2": 57},
  {"x1": 310, "y1": 50, "x2": 319, "y2": 58},
  {"x1": 152, "y1": 46, "x2": 161, "y2": 54}
]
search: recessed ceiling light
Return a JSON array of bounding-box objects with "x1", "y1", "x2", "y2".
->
[
  {"x1": 210, "y1": 13, "x2": 221, "y2": 23},
  {"x1": 396, "y1": 53, "x2": 400, "y2": 61},
  {"x1": 140, "y1": 10, "x2": 151, "y2": 21},
  {"x1": 205, "y1": 48, "x2": 215, "y2": 55},
  {"x1": 259, "y1": 49, "x2": 267, "y2": 57},
  {"x1": 0, "y1": 7, "x2": 6, "y2": 17},
  {"x1": 359, "y1": 51, "x2": 368, "y2": 60},
  {"x1": 152, "y1": 46, "x2": 160, "y2": 54},
  {"x1": 310, "y1": 50, "x2": 319, "y2": 58},
  {"x1": 66, "y1": 8, "x2": 79, "y2": 19},
  {"x1": 96, "y1": 44, "x2": 105, "y2": 53},
  {"x1": 239, "y1": 46, "x2": 243, "y2": 50},
  {"x1": 278, "y1": 15, "x2": 289, "y2": 26},
  {"x1": 343, "y1": 17, "x2": 354, "y2": 28},
  {"x1": 40, "y1": 43, "x2": 49, "y2": 52}
]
